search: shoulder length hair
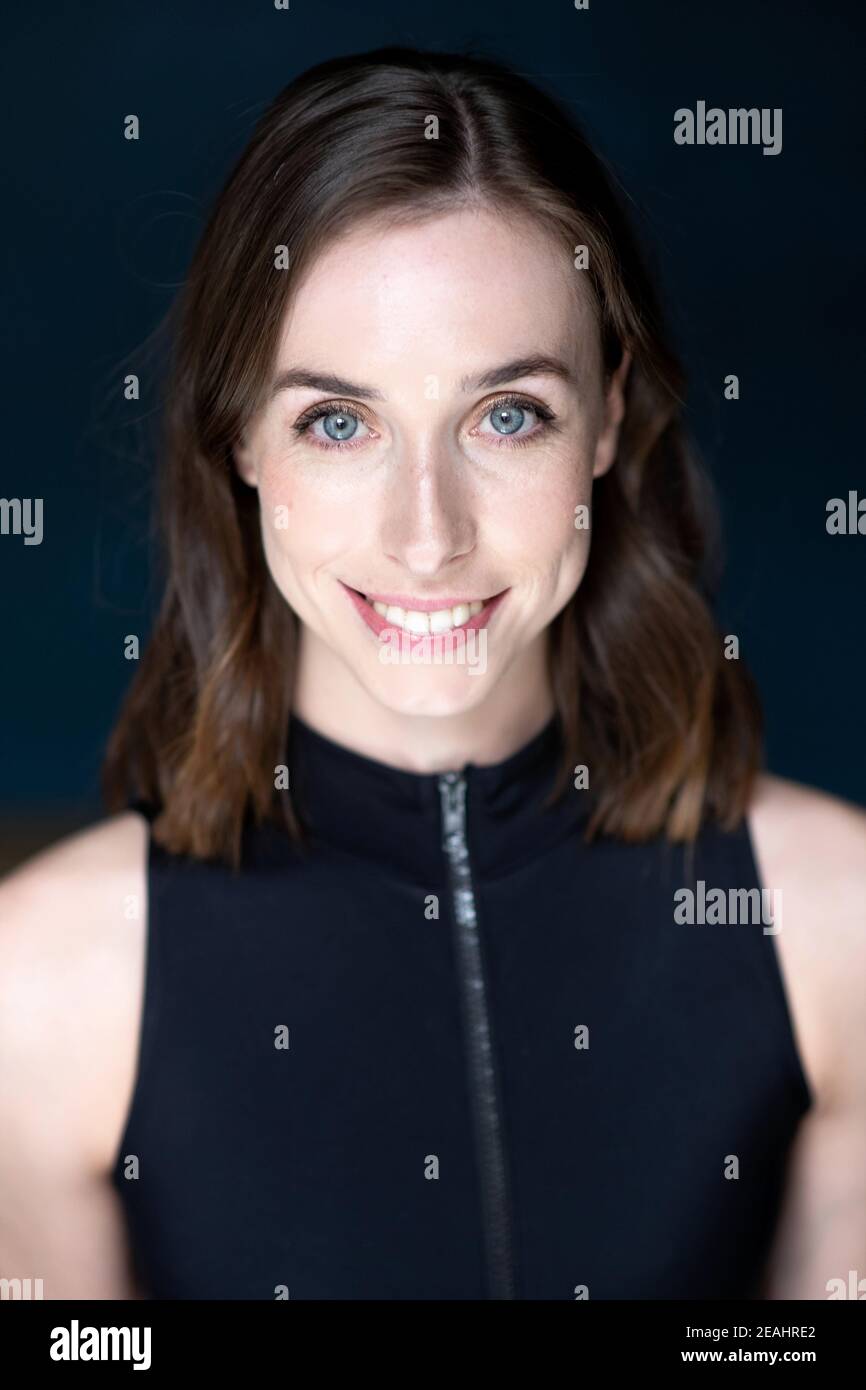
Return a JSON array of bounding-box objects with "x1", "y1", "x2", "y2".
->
[{"x1": 103, "y1": 44, "x2": 761, "y2": 864}]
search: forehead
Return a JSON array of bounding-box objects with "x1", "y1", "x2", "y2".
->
[{"x1": 275, "y1": 207, "x2": 597, "y2": 379}]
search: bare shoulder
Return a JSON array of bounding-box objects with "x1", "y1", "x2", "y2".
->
[
  {"x1": 750, "y1": 772, "x2": 866, "y2": 881},
  {"x1": 748, "y1": 776, "x2": 866, "y2": 1297},
  {"x1": 0, "y1": 812, "x2": 149, "y2": 1176},
  {"x1": 748, "y1": 773, "x2": 866, "y2": 1105}
]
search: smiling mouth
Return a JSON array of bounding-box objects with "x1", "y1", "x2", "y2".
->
[
  {"x1": 365, "y1": 595, "x2": 489, "y2": 634},
  {"x1": 342, "y1": 583, "x2": 506, "y2": 636}
]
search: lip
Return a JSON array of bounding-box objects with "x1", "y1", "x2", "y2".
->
[
  {"x1": 340, "y1": 581, "x2": 508, "y2": 647},
  {"x1": 361, "y1": 591, "x2": 491, "y2": 613}
]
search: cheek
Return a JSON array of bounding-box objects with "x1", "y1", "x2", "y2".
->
[
  {"x1": 483, "y1": 439, "x2": 596, "y2": 580},
  {"x1": 255, "y1": 461, "x2": 362, "y2": 582}
]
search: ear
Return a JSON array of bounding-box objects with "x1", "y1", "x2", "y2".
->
[
  {"x1": 592, "y1": 347, "x2": 632, "y2": 479},
  {"x1": 233, "y1": 426, "x2": 259, "y2": 488}
]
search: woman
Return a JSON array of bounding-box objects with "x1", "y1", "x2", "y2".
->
[{"x1": 1, "y1": 46, "x2": 864, "y2": 1302}]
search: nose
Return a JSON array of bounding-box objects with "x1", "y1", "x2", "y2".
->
[{"x1": 378, "y1": 451, "x2": 477, "y2": 578}]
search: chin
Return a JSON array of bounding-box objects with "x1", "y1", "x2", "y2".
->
[{"x1": 360, "y1": 667, "x2": 495, "y2": 718}]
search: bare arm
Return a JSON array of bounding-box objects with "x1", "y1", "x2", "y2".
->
[
  {"x1": 750, "y1": 776, "x2": 866, "y2": 1299},
  {"x1": 0, "y1": 813, "x2": 148, "y2": 1299}
]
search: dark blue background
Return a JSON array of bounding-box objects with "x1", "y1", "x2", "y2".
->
[{"x1": 1, "y1": 0, "x2": 863, "y2": 820}]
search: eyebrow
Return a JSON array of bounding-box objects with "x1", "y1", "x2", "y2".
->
[
  {"x1": 460, "y1": 354, "x2": 578, "y2": 392},
  {"x1": 268, "y1": 368, "x2": 386, "y2": 401},
  {"x1": 268, "y1": 353, "x2": 577, "y2": 402}
]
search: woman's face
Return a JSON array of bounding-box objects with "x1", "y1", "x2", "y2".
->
[{"x1": 236, "y1": 207, "x2": 628, "y2": 722}]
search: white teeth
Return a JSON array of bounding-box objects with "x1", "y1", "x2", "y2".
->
[
  {"x1": 365, "y1": 597, "x2": 488, "y2": 633},
  {"x1": 429, "y1": 608, "x2": 453, "y2": 634},
  {"x1": 404, "y1": 609, "x2": 430, "y2": 634}
]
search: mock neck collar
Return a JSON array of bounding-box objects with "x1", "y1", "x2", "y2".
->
[{"x1": 283, "y1": 710, "x2": 588, "y2": 882}]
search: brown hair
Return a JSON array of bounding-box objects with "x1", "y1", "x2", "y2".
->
[{"x1": 103, "y1": 45, "x2": 761, "y2": 864}]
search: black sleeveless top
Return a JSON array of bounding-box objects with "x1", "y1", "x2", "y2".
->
[{"x1": 111, "y1": 713, "x2": 812, "y2": 1299}]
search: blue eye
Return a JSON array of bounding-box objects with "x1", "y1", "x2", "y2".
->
[
  {"x1": 322, "y1": 410, "x2": 359, "y2": 441},
  {"x1": 292, "y1": 402, "x2": 372, "y2": 448},
  {"x1": 489, "y1": 404, "x2": 525, "y2": 435},
  {"x1": 477, "y1": 395, "x2": 554, "y2": 443}
]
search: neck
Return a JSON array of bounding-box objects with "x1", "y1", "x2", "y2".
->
[{"x1": 292, "y1": 625, "x2": 555, "y2": 774}]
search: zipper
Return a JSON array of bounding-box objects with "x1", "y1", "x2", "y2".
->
[{"x1": 438, "y1": 769, "x2": 516, "y2": 1300}]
